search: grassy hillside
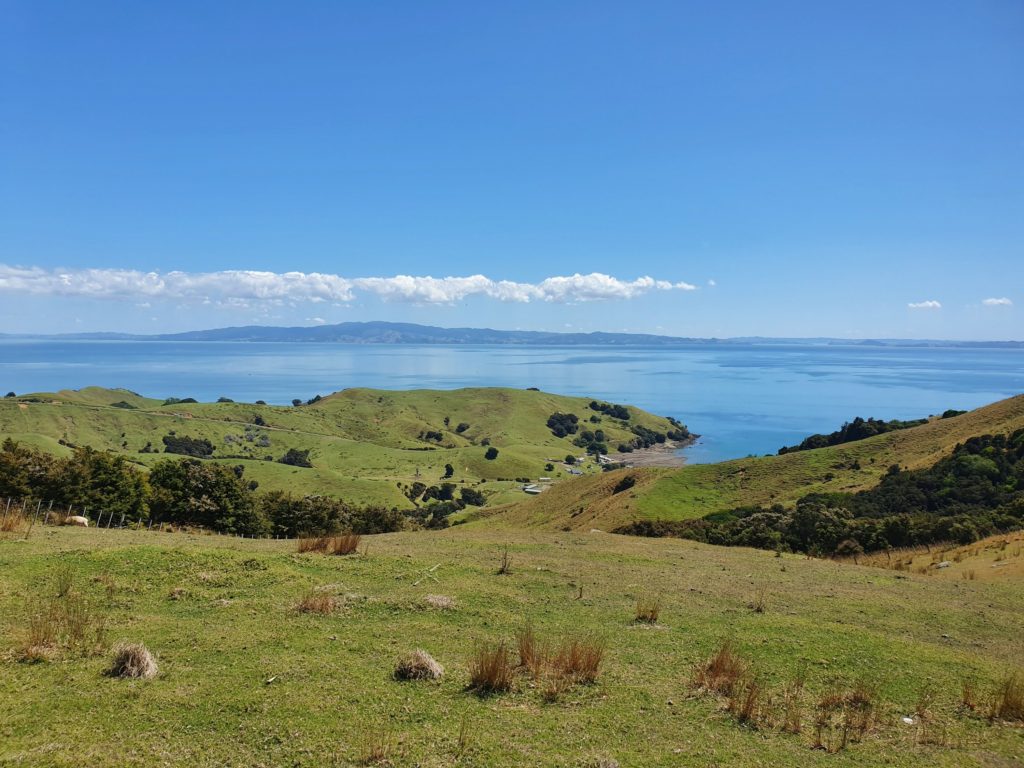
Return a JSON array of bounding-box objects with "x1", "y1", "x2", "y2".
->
[
  {"x1": 1, "y1": 525, "x2": 1021, "y2": 767},
  {"x1": 499, "y1": 394, "x2": 1024, "y2": 531},
  {"x1": 0, "y1": 386, "x2": 680, "y2": 508}
]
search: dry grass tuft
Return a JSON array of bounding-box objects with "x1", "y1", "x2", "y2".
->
[
  {"x1": 106, "y1": 641, "x2": 158, "y2": 679},
  {"x1": 423, "y1": 594, "x2": 456, "y2": 610},
  {"x1": 393, "y1": 649, "x2": 444, "y2": 681},
  {"x1": 297, "y1": 533, "x2": 362, "y2": 555},
  {"x1": 331, "y1": 533, "x2": 362, "y2": 556},
  {"x1": 296, "y1": 589, "x2": 339, "y2": 615},
  {"x1": 358, "y1": 729, "x2": 394, "y2": 765},
  {"x1": 516, "y1": 624, "x2": 545, "y2": 678},
  {"x1": 812, "y1": 681, "x2": 876, "y2": 752},
  {"x1": 0, "y1": 505, "x2": 28, "y2": 533},
  {"x1": 496, "y1": 545, "x2": 512, "y2": 575},
  {"x1": 296, "y1": 536, "x2": 329, "y2": 553},
  {"x1": 54, "y1": 564, "x2": 75, "y2": 598},
  {"x1": 552, "y1": 637, "x2": 605, "y2": 684},
  {"x1": 727, "y1": 675, "x2": 764, "y2": 725},
  {"x1": 468, "y1": 641, "x2": 514, "y2": 694},
  {"x1": 633, "y1": 594, "x2": 661, "y2": 624},
  {"x1": 749, "y1": 583, "x2": 769, "y2": 614},
  {"x1": 167, "y1": 586, "x2": 189, "y2": 601},
  {"x1": 989, "y1": 670, "x2": 1024, "y2": 723},
  {"x1": 691, "y1": 638, "x2": 748, "y2": 696}
]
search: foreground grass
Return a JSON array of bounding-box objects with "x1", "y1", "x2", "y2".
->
[{"x1": 1, "y1": 526, "x2": 1022, "y2": 766}]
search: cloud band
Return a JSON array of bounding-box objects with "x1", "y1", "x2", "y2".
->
[{"x1": 0, "y1": 265, "x2": 697, "y2": 306}]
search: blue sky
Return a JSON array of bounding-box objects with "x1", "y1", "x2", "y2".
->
[{"x1": 1, "y1": 1, "x2": 1021, "y2": 339}]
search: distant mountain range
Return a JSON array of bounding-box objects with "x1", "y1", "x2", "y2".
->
[{"x1": 1, "y1": 321, "x2": 1021, "y2": 348}]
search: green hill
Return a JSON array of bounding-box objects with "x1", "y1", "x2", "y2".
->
[
  {"x1": 497, "y1": 394, "x2": 1024, "y2": 531},
  {"x1": 0, "y1": 386, "x2": 682, "y2": 508}
]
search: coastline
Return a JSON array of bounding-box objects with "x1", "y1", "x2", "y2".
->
[{"x1": 615, "y1": 435, "x2": 697, "y2": 468}]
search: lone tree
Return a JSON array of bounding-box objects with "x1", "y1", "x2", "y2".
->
[
  {"x1": 443, "y1": 463, "x2": 454, "y2": 479},
  {"x1": 484, "y1": 447, "x2": 499, "y2": 460}
]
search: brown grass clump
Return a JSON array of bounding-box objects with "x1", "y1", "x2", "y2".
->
[
  {"x1": 552, "y1": 637, "x2": 604, "y2": 684},
  {"x1": 423, "y1": 594, "x2": 455, "y2": 610},
  {"x1": 331, "y1": 533, "x2": 362, "y2": 555},
  {"x1": 296, "y1": 536, "x2": 329, "y2": 553},
  {"x1": 296, "y1": 589, "x2": 339, "y2": 615},
  {"x1": 297, "y1": 534, "x2": 361, "y2": 555},
  {"x1": 19, "y1": 592, "x2": 107, "y2": 661},
  {"x1": 167, "y1": 587, "x2": 188, "y2": 601},
  {"x1": 781, "y1": 665, "x2": 807, "y2": 733},
  {"x1": 691, "y1": 638, "x2": 748, "y2": 696},
  {"x1": 812, "y1": 681, "x2": 876, "y2": 752},
  {"x1": 106, "y1": 642, "x2": 158, "y2": 679},
  {"x1": 393, "y1": 649, "x2": 444, "y2": 681},
  {"x1": 0, "y1": 505, "x2": 28, "y2": 533},
  {"x1": 989, "y1": 670, "x2": 1024, "y2": 723},
  {"x1": 633, "y1": 594, "x2": 661, "y2": 624},
  {"x1": 516, "y1": 624, "x2": 545, "y2": 678},
  {"x1": 468, "y1": 642, "x2": 514, "y2": 694},
  {"x1": 727, "y1": 676, "x2": 764, "y2": 725}
]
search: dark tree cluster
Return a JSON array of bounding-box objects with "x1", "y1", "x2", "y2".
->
[
  {"x1": 162, "y1": 434, "x2": 215, "y2": 458},
  {"x1": 278, "y1": 448, "x2": 313, "y2": 468},
  {"x1": 111, "y1": 401, "x2": 137, "y2": 409},
  {"x1": 421, "y1": 430, "x2": 444, "y2": 442},
  {"x1": 589, "y1": 401, "x2": 630, "y2": 420},
  {"x1": 0, "y1": 438, "x2": 407, "y2": 537},
  {"x1": 546, "y1": 412, "x2": 579, "y2": 438},
  {"x1": 573, "y1": 429, "x2": 608, "y2": 455},
  {"x1": 778, "y1": 415, "x2": 929, "y2": 455},
  {"x1": 619, "y1": 429, "x2": 1024, "y2": 556},
  {"x1": 162, "y1": 397, "x2": 198, "y2": 406}
]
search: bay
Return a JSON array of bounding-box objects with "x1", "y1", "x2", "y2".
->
[{"x1": 1, "y1": 340, "x2": 1022, "y2": 464}]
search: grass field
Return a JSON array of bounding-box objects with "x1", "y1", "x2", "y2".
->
[
  {"x1": 1, "y1": 524, "x2": 1022, "y2": 767},
  {"x1": 498, "y1": 394, "x2": 1024, "y2": 531},
  {"x1": 0, "y1": 387, "x2": 681, "y2": 508}
]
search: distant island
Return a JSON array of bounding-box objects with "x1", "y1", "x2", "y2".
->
[{"x1": 1, "y1": 321, "x2": 1021, "y2": 348}]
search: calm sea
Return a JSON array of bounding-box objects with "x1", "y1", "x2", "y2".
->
[{"x1": 2, "y1": 340, "x2": 1022, "y2": 464}]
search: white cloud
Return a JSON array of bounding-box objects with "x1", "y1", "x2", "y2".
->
[
  {"x1": 907, "y1": 300, "x2": 942, "y2": 310},
  {"x1": 0, "y1": 265, "x2": 697, "y2": 306},
  {"x1": 982, "y1": 297, "x2": 1012, "y2": 307},
  {"x1": 707, "y1": 279, "x2": 716, "y2": 287},
  {"x1": 307, "y1": 317, "x2": 327, "y2": 324}
]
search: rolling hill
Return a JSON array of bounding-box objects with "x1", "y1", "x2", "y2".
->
[
  {"x1": 0, "y1": 386, "x2": 684, "y2": 508},
  {"x1": 496, "y1": 393, "x2": 1024, "y2": 531}
]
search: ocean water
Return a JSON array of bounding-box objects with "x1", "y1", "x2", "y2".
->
[{"x1": 2, "y1": 340, "x2": 1022, "y2": 464}]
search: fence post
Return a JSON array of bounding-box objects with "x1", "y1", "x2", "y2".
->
[
  {"x1": 119, "y1": 513, "x2": 126, "y2": 529},
  {"x1": 43, "y1": 500, "x2": 53, "y2": 526},
  {"x1": 1, "y1": 497, "x2": 10, "y2": 529},
  {"x1": 106, "y1": 510, "x2": 113, "y2": 529},
  {"x1": 24, "y1": 499, "x2": 42, "y2": 540}
]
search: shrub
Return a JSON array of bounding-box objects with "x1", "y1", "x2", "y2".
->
[
  {"x1": 278, "y1": 448, "x2": 313, "y2": 468},
  {"x1": 484, "y1": 447, "x2": 499, "y2": 460},
  {"x1": 393, "y1": 649, "x2": 444, "y2": 681},
  {"x1": 297, "y1": 536, "x2": 330, "y2": 553},
  {"x1": 468, "y1": 642, "x2": 514, "y2": 694},
  {"x1": 106, "y1": 642, "x2": 158, "y2": 679},
  {"x1": 612, "y1": 475, "x2": 636, "y2": 494},
  {"x1": 161, "y1": 434, "x2": 214, "y2": 458}
]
